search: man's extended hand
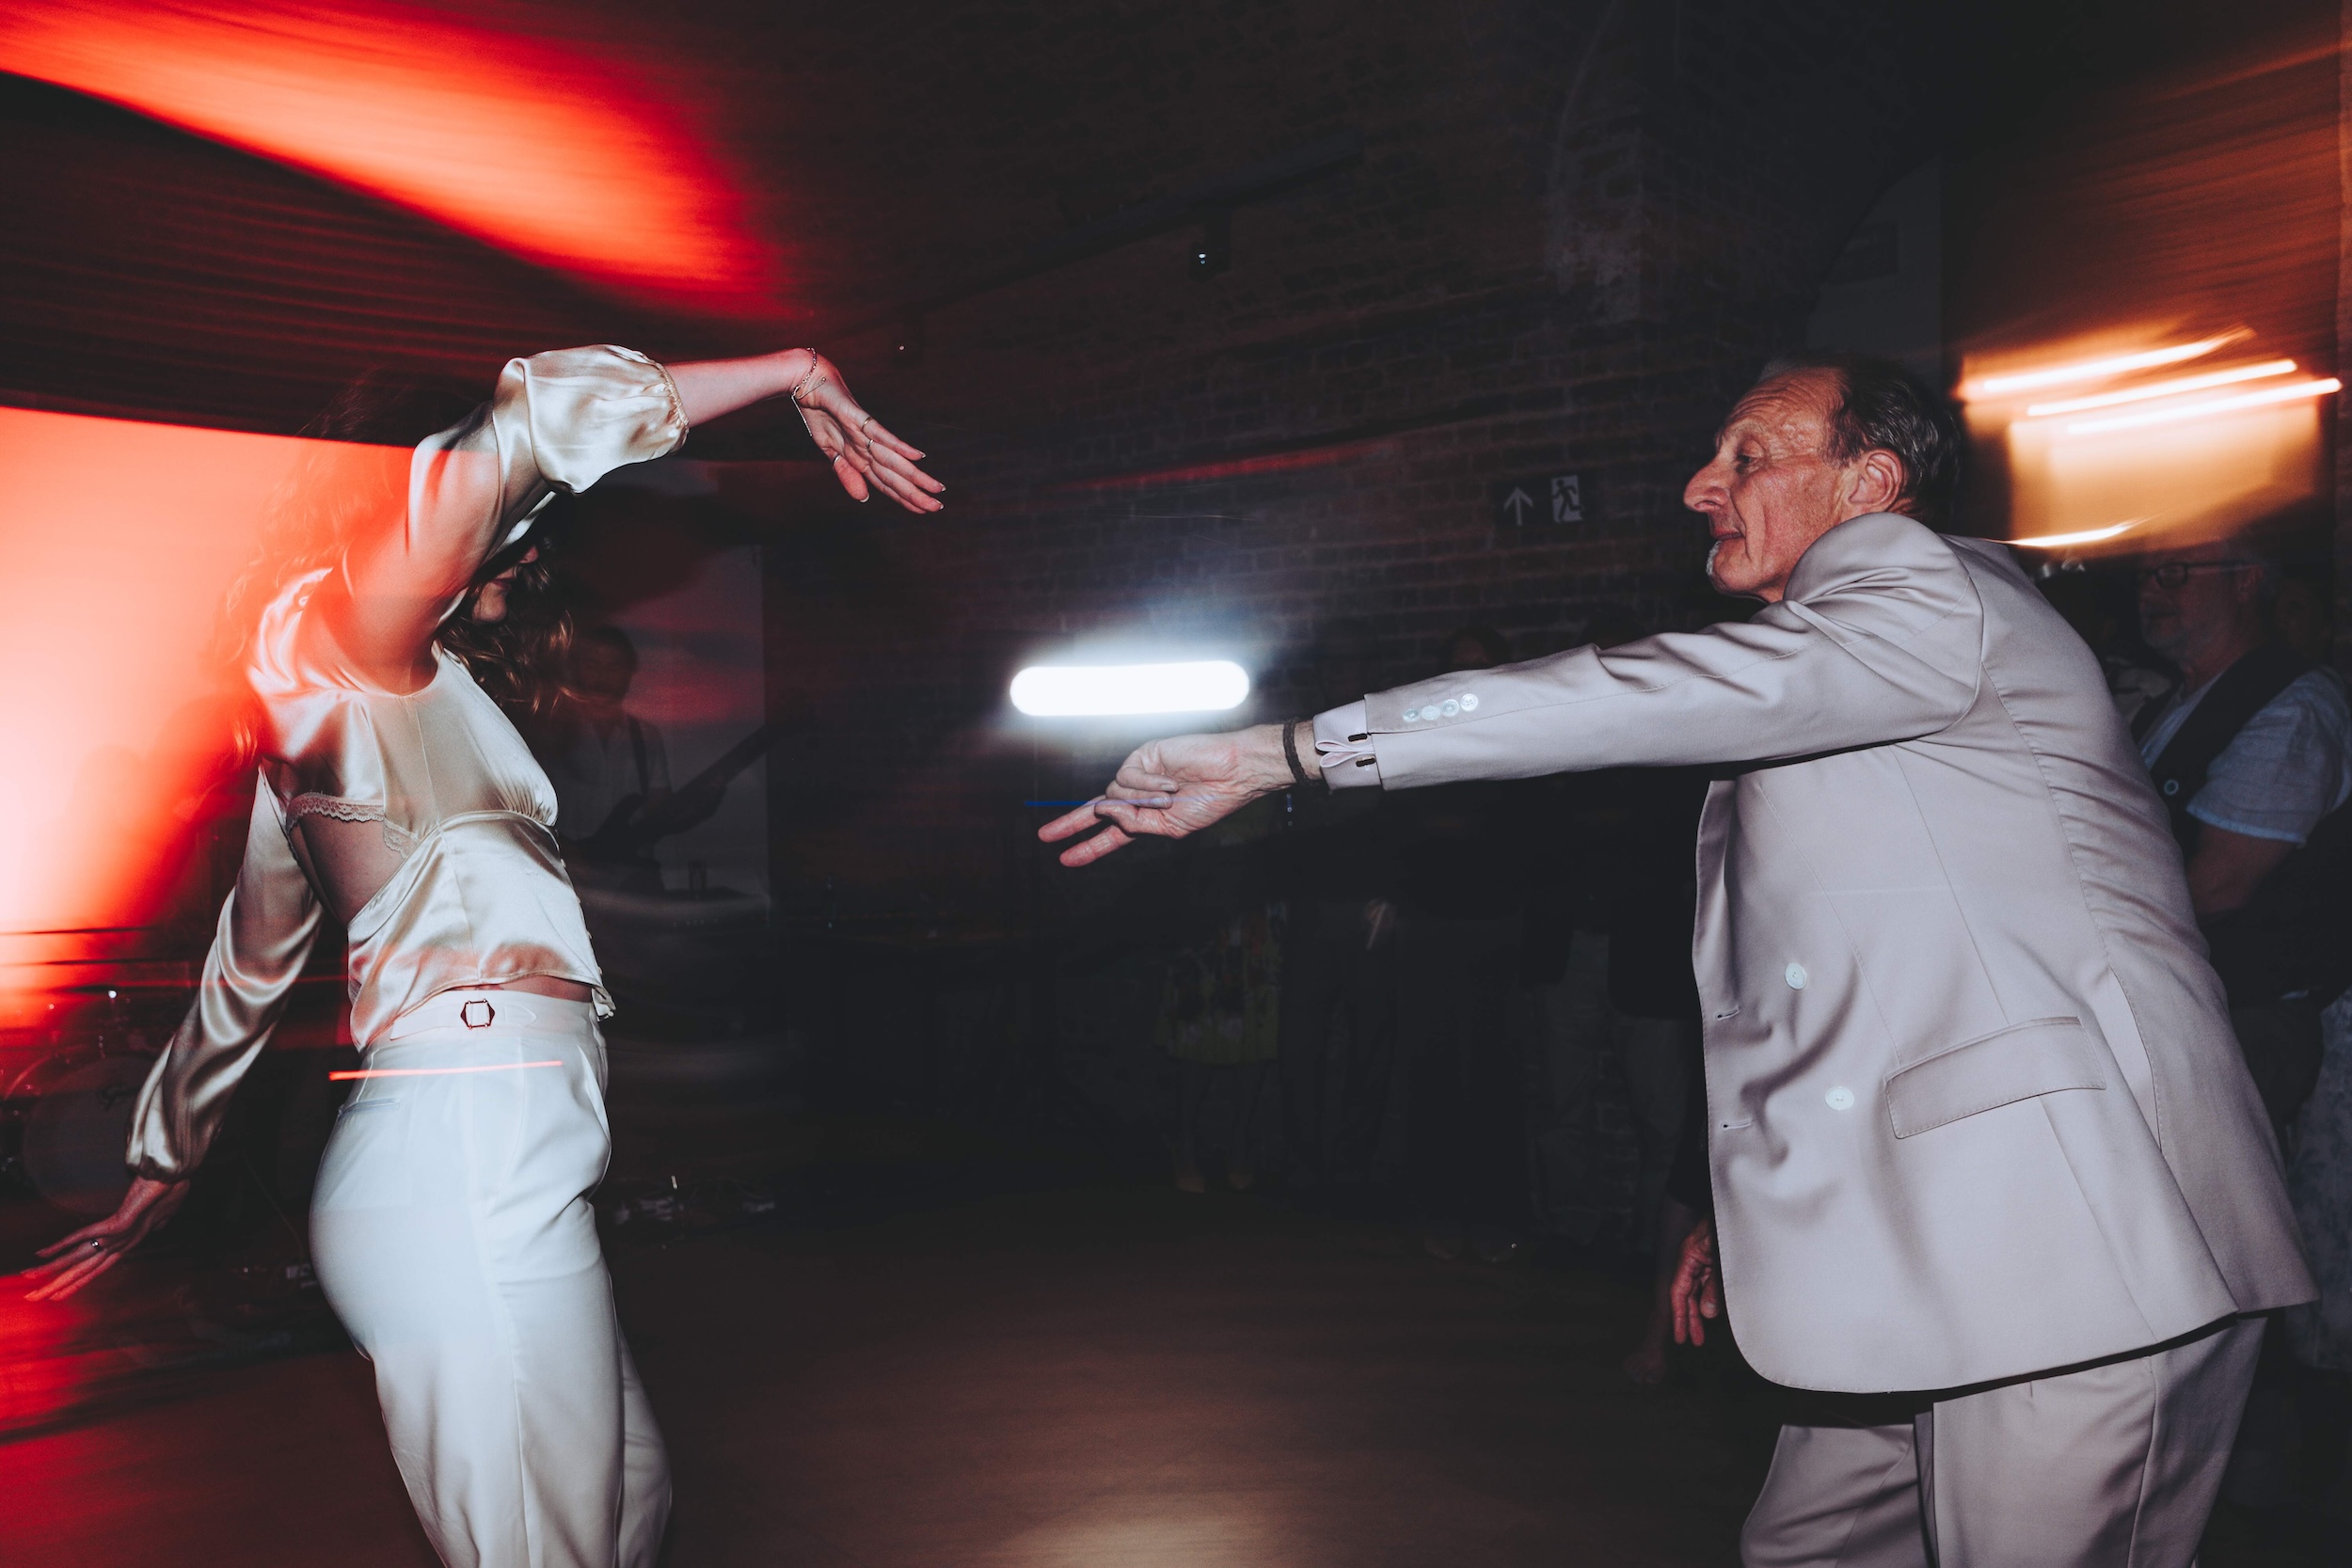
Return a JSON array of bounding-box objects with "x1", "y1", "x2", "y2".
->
[
  {"x1": 1670, "y1": 1217, "x2": 1722, "y2": 1346},
  {"x1": 1038, "y1": 723, "x2": 1305, "y2": 867}
]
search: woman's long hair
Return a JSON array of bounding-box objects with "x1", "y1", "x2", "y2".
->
[{"x1": 215, "y1": 372, "x2": 576, "y2": 759}]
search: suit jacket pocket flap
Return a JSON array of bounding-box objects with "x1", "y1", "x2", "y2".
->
[{"x1": 1884, "y1": 1017, "x2": 2106, "y2": 1139}]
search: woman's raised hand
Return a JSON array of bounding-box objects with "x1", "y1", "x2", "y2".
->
[
  {"x1": 22, "y1": 1176, "x2": 191, "y2": 1302},
  {"x1": 789, "y1": 354, "x2": 945, "y2": 515}
]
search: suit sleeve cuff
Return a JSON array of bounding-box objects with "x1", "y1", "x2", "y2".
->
[{"x1": 1311, "y1": 701, "x2": 1382, "y2": 789}]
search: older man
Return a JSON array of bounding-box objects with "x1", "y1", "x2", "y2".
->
[{"x1": 1042, "y1": 355, "x2": 2313, "y2": 1565}]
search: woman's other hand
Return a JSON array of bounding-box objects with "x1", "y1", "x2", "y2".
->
[{"x1": 22, "y1": 1177, "x2": 191, "y2": 1302}]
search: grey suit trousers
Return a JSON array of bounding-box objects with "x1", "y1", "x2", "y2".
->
[{"x1": 1740, "y1": 1316, "x2": 2263, "y2": 1567}]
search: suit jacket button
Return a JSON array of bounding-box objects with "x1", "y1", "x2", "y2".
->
[
  {"x1": 1403, "y1": 708, "x2": 1420, "y2": 721},
  {"x1": 1785, "y1": 962, "x2": 1808, "y2": 990},
  {"x1": 1439, "y1": 699, "x2": 1460, "y2": 717},
  {"x1": 1825, "y1": 1085, "x2": 1855, "y2": 1111},
  {"x1": 1460, "y1": 693, "x2": 1479, "y2": 711}
]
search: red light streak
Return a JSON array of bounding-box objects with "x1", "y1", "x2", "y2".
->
[
  {"x1": 0, "y1": 1, "x2": 775, "y2": 312},
  {"x1": 1059, "y1": 437, "x2": 1400, "y2": 493},
  {"x1": 0, "y1": 408, "x2": 402, "y2": 995},
  {"x1": 328, "y1": 1060, "x2": 563, "y2": 1081}
]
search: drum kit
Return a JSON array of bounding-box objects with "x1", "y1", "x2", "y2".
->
[{"x1": 0, "y1": 989, "x2": 156, "y2": 1216}]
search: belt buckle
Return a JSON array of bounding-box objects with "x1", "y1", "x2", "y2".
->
[{"x1": 459, "y1": 998, "x2": 496, "y2": 1030}]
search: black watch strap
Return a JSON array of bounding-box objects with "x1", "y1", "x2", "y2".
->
[{"x1": 1281, "y1": 718, "x2": 1311, "y2": 787}]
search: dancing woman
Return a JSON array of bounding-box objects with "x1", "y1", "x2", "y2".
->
[{"x1": 25, "y1": 345, "x2": 941, "y2": 1567}]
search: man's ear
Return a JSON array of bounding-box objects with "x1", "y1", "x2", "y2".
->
[{"x1": 1844, "y1": 449, "x2": 1909, "y2": 515}]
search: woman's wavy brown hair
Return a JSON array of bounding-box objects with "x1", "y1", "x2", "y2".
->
[{"x1": 215, "y1": 372, "x2": 577, "y2": 760}]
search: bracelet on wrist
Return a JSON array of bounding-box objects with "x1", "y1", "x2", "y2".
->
[
  {"x1": 787, "y1": 348, "x2": 823, "y2": 404},
  {"x1": 1281, "y1": 718, "x2": 1312, "y2": 787}
]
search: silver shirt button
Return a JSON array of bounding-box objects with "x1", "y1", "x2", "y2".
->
[
  {"x1": 1825, "y1": 1085, "x2": 1855, "y2": 1111},
  {"x1": 1785, "y1": 961, "x2": 1808, "y2": 990}
]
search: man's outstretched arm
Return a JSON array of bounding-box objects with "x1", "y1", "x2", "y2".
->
[
  {"x1": 1037, "y1": 721, "x2": 1314, "y2": 866},
  {"x1": 1044, "y1": 519, "x2": 1985, "y2": 869}
]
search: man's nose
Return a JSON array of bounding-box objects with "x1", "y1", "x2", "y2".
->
[{"x1": 1683, "y1": 462, "x2": 1724, "y2": 513}]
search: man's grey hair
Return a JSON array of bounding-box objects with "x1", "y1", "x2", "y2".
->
[{"x1": 1756, "y1": 352, "x2": 1963, "y2": 527}]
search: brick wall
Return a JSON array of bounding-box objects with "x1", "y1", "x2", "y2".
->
[
  {"x1": 753, "y1": 0, "x2": 1938, "y2": 912},
  {"x1": 735, "y1": 5, "x2": 1946, "y2": 1197}
]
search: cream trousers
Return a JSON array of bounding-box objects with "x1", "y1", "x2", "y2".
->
[
  {"x1": 1740, "y1": 1314, "x2": 2263, "y2": 1567},
  {"x1": 310, "y1": 993, "x2": 669, "y2": 1568}
]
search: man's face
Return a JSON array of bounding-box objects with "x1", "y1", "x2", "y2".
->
[
  {"x1": 573, "y1": 642, "x2": 635, "y2": 709},
  {"x1": 2137, "y1": 542, "x2": 2262, "y2": 662},
  {"x1": 1684, "y1": 371, "x2": 1862, "y2": 603}
]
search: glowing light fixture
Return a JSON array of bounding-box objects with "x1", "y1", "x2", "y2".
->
[
  {"x1": 2023, "y1": 359, "x2": 2296, "y2": 419},
  {"x1": 1010, "y1": 661, "x2": 1250, "y2": 717},
  {"x1": 2007, "y1": 519, "x2": 2147, "y2": 548},
  {"x1": 1964, "y1": 332, "x2": 2248, "y2": 401},
  {"x1": 2066, "y1": 377, "x2": 2341, "y2": 436}
]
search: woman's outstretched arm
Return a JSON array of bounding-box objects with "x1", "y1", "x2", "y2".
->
[
  {"x1": 320, "y1": 346, "x2": 940, "y2": 691},
  {"x1": 666, "y1": 348, "x2": 941, "y2": 513},
  {"x1": 24, "y1": 779, "x2": 323, "y2": 1300}
]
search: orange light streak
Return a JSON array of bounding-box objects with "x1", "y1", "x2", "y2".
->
[
  {"x1": 2007, "y1": 519, "x2": 2147, "y2": 548},
  {"x1": 2023, "y1": 359, "x2": 2296, "y2": 418},
  {"x1": 1963, "y1": 331, "x2": 2249, "y2": 400},
  {"x1": 2065, "y1": 376, "x2": 2341, "y2": 436},
  {"x1": 0, "y1": 1, "x2": 775, "y2": 312},
  {"x1": 329, "y1": 1061, "x2": 564, "y2": 1081}
]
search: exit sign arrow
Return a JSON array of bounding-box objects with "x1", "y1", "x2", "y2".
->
[{"x1": 1494, "y1": 471, "x2": 1589, "y2": 527}]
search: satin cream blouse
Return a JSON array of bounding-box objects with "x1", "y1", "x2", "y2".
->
[{"x1": 127, "y1": 346, "x2": 687, "y2": 1181}]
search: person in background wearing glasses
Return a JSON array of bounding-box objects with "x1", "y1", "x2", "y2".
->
[
  {"x1": 2133, "y1": 538, "x2": 2352, "y2": 1122},
  {"x1": 2136, "y1": 536, "x2": 2352, "y2": 1518},
  {"x1": 2135, "y1": 542, "x2": 2352, "y2": 933}
]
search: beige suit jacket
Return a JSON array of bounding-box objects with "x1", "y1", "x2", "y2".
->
[{"x1": 1314, "y1": 512, "x2": 2313, "y2": 1392}]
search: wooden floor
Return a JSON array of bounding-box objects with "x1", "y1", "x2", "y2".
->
[{"x1": 3, "y1": 1183, "x2": 1783, "y2": 1567}]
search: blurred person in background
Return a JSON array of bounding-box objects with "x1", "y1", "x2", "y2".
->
[
  {"x1": 2041, "y1": 562, "x2": 2174, "y2": 727},
  {"x1": 1520, "y1": 610, "x2": 1708, "y2": 1302},
  {"x1": 1391, "y1": 626, "x2": 1531, "y2": 1262},
  {"x1": 1597, "y1": 762, "x2": 1712, "y2": 1384},
  {"x1": 2133, "y1": 538, "x2": 2351, "y2": 1131},
  {"x1": 534, "y1": 625, "x2": 729, "y2": 894},
  {"x1": 1157, "y1": 795, "x2": 1285, "y2": 1194},
  {"x1": 1047, "y1": 352, "x2": 2312, "y2": 1565},
  {"x1": 1274, "y1": 620, "x2": 1400, "y2": 1203},
  {"x1": 2137, "y1": 538, "x2": 2352, "y2": 1522},
  {"x1": 24, "y1": 343, "x2": 941, "y2": 1568}
]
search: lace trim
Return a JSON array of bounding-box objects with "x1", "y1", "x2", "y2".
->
[
  {"x1": 286, "y1": 794, "x2": 417, "y2": 856},
  {"x1": 286, "y1": 793, "x2": 380, "y2": 825}
]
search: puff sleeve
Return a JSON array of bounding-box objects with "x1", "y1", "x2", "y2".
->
[
  {"x1": 447, "y1": 343, "x2": 690, "y2": 557},
  {"x1": 125, "y1": 778, "x2": 324, "y2": 1181},
  {"x1": 364, "y1": 345, "x2": 690, "y2": 631}
]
